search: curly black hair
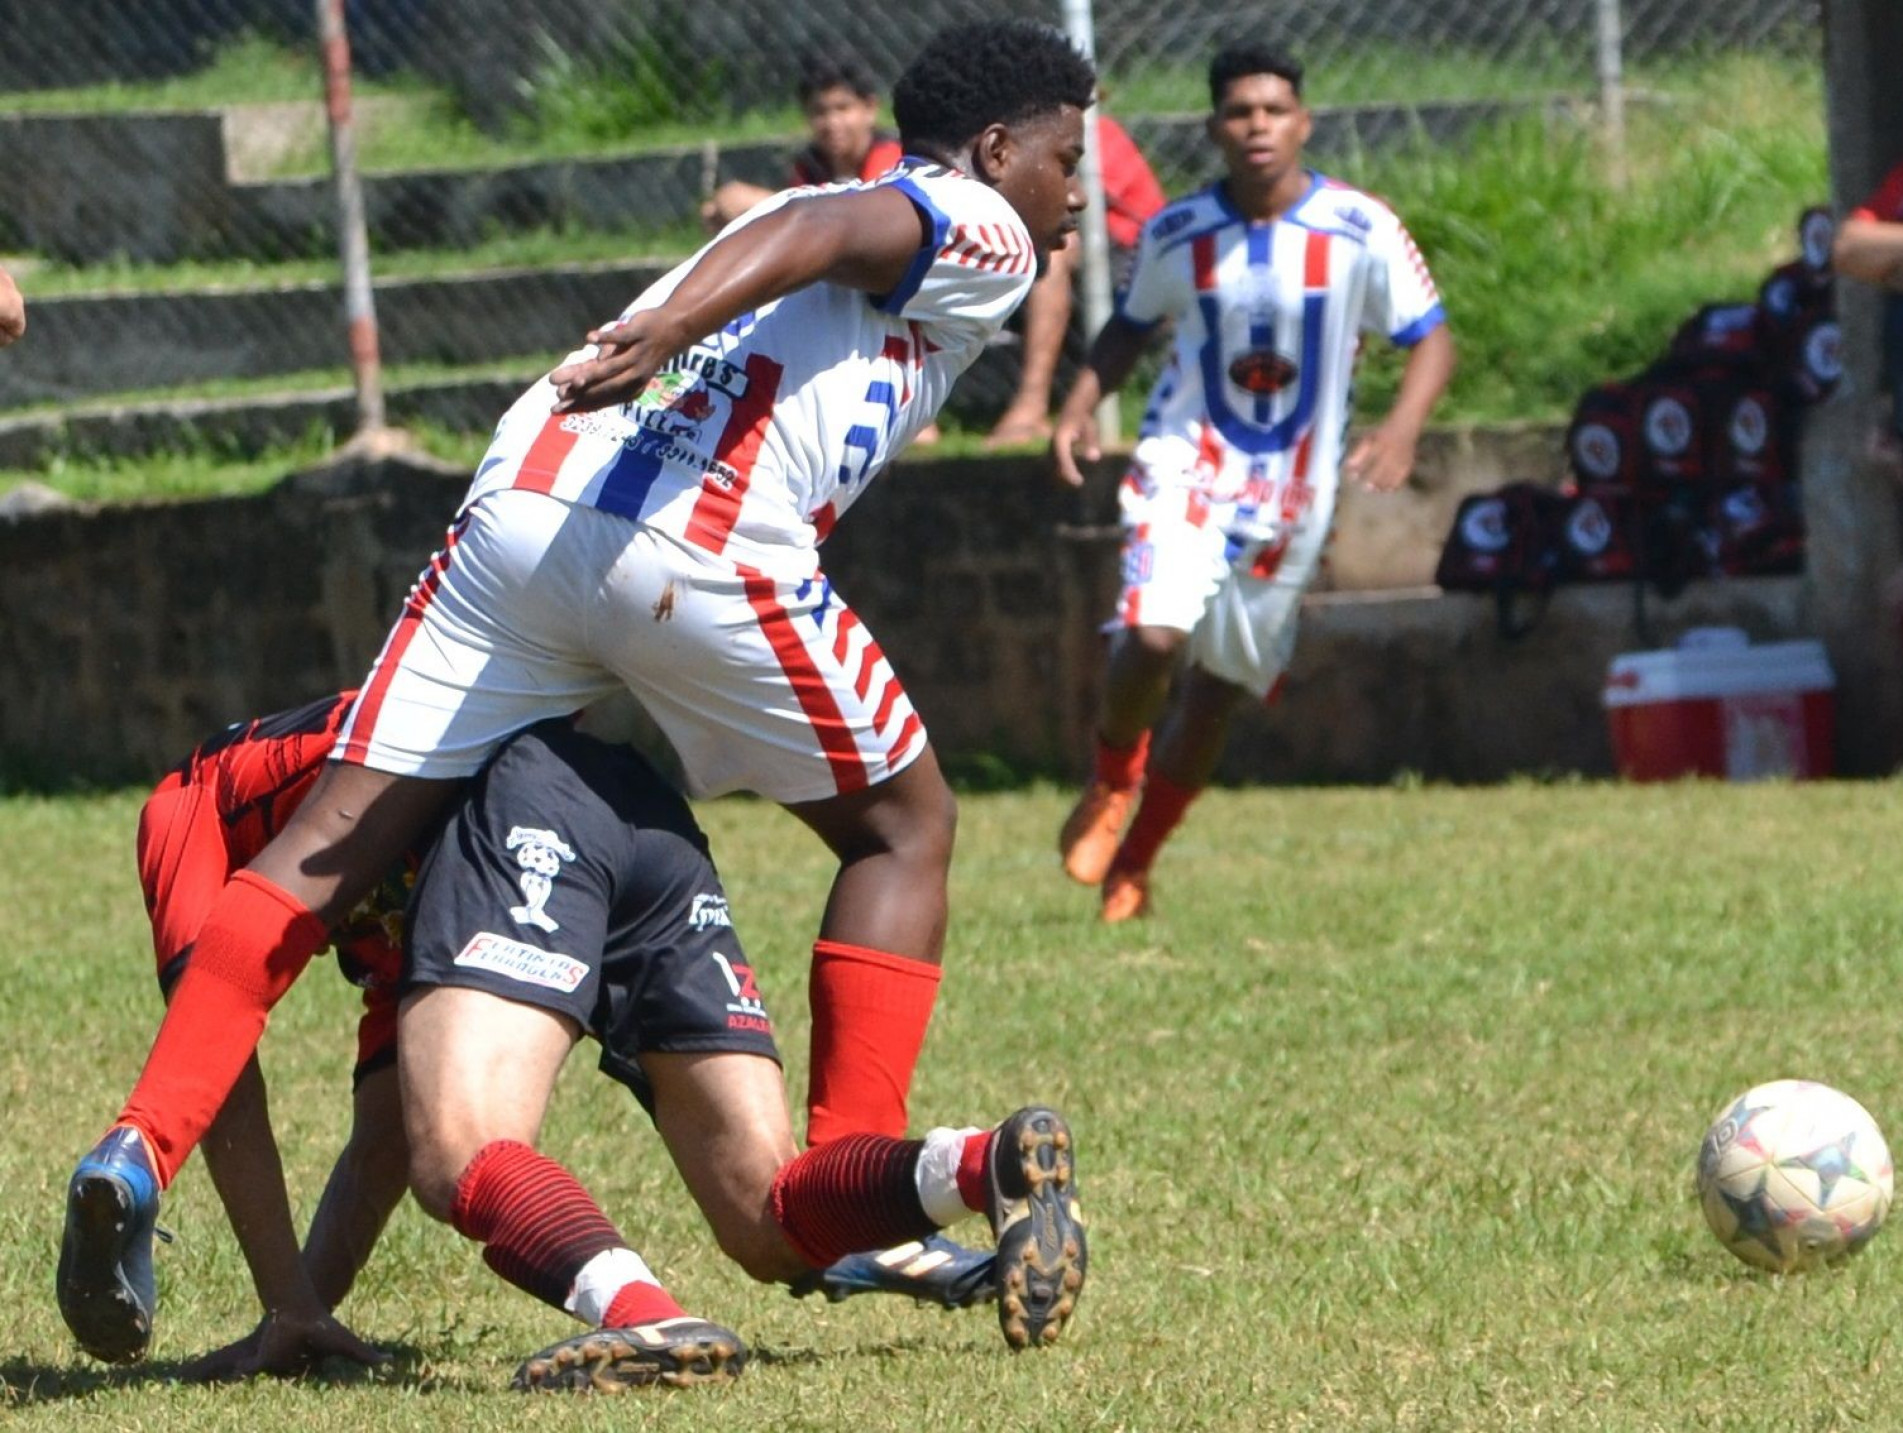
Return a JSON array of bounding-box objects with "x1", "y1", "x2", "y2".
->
[
  {"x1": 796, "y1": 51, "x2": 880, "y2": 106},
  {"x1": 892, "y1": 20, "x2": 1095, "y2": 153},
  {"x1": 1209, "y1": 43, "x2": 1304, "y2": 108}
]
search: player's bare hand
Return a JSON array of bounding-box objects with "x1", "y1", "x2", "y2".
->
[
  {"x1": 1344, "y1": 425, "x2": 1417, "y2": 493},
  {"x1": 549, "y1": 316, "x2": 685, "y2": 414},
  {"x1": 179, "y1": 1309, "x2": 388, "y2": 1382},
  {"x1": 1050, "y1": 411, "x2": 1099, "y2": 489}
]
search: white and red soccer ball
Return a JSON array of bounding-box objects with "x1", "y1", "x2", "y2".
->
[{"x1": 1698, "y1": 1079, "x2": 1893, "y2": 1273}]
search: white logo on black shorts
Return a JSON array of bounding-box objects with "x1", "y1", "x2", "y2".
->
[
  {"x1": 453, "y1": 932, "x2": 589, "y2": 993},
  {"x1": 690, "y1": 893, "x2": 732, "y2": 930},
  {"x1": 507, "y1": 826, "x2": 576, "y2": 933}
]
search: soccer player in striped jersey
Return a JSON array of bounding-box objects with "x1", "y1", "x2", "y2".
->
[
  {"x1": 1051, "y1": 42, "x2": 1455, "y2": 922},
  {"x1": 63, "y1": 19, "x2": 1094, "y2": 1370}
]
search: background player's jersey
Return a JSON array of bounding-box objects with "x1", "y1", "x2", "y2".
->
[
  {"x1": 466, "y1": 158, "x2": 1037, "y2": 576},
  {"x1": 1118, "y1": 172, "x2": 1445, "y2": 543}
]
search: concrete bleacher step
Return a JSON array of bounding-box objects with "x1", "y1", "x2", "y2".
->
[
  {"x1": 0, "y1": 97, "x2": 1534, "y2": 266},
  {"x1": 0, "y1": 259, "x2": 674, "y2": 410}
]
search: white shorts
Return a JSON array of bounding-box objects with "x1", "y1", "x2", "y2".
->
[
  {"x1": 1111, "y1": 474, "x2": 1332, "y2": 699},
  {"x1": 335, "y1": 489, "x2": 929, "y2": 803}
]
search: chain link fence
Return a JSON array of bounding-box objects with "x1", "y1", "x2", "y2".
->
[{"x1": 0, "y1": 0, "x2": 1819, "y2": 452}]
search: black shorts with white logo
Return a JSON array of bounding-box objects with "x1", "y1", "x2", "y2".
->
[{"x1": 403, "y1": 718, "x2": 780, "y2": 1115}]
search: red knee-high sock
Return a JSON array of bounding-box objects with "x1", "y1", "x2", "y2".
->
[
  {"x1": 451, "y1": 1140, "x2": 683, "y2": 1326},
  {"x1": 1092, "y1": 730, "x2": 1150, "y2": 791},
  {"x1": 805, "y1": 940, "x2": 941, "y2": 1147},
  {"x1": 769, "y1": 1134, "x2": 935, "y2": 1267},
  {"x1": 116, "y1": 870, "x2": 329, "y2": 1188},
  {"x1": 1112, "y1": 773, "x2": 1202, "y2": 876}
]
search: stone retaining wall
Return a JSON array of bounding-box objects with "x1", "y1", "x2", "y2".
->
[{"x1": 0, "y1": 449, "x2": 1816, "y2": 789}]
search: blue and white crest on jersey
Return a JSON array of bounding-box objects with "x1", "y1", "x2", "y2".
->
[{"x1": 506, "y1": 826, "x2": 577, "y2": 933}]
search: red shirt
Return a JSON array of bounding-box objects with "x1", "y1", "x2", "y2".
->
[
  {"x1": 1097, "y1": 115, "x2": 1166, "y2": 250},
  {"x1": 790, "y1": 132, "x2": 905, "y2": 188},
  {"x1": 1851, "y1": 161, "x2": 1903, "y2": 223},
  {"x1": 137, "y1": 691, "x2": 407, "y2": 1072}
]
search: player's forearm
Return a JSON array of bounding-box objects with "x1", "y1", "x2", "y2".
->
[
  {"x1": 303, "y1": 1066, "x2": 408, "y2": 1309},
  {"x1": 199, "y1": 1055, "x2": 326, "y2": 1317},
  {"x1": 1833, "y1": 219, "x2": 1903, "y2": 289},
  {"x1": 1385, "y1": 323, "x2": 1456, "y2": 435},
  {"x1": 1067, "y1": 315, "x2": 1152, "y2": 414},
  {"x1": 1016, "y1": 247, "x2": 1077, "y2": 394},
  {"x1": 656, "y1": 190, "x2": 922, "y2": 345}
]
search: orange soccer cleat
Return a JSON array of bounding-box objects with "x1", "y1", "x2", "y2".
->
[
  {"x1": 1058, "y1": 783, "x2": 1138, "y2": 886},
  {"x1": 1098, "y1": 867, "x2": 1152, "y2": 924}
]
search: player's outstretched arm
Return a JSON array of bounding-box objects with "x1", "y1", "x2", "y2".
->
[
  {"x1": 1344, "y1": 322, "x2": 1456, "y2": 493},
  {"x1": 1050, "y1": 314, "x2": 1154, "y2": 488},
  {"x1": 1833, "y1": 217, "x2": 1903, "y2": 290},
  {"x1": 179, "y1": 1056, "x2": 387, "y2": 1381},
  {"x1": 550, "y1": 186, "x2": 929, "y2": 414},
  {"x1": 302, "y1": 1062, "x2": 410, "y2": 1311},
  {"x1": 0, "y1": 265, "x2": 23, "y2": 347}
]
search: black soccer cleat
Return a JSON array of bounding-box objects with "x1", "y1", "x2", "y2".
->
[
  {"x1": 511, "y1": 1316, "x2": 748, "y2": 1392},
  {"x1": 58, "y1": 1126, "x2": 163, "y2": 1364},
  {"x1": 789, "y1": 1232, "x2": 997, "y2": 1309},
  {"x1": 984, "y1": 1106, "x2": 1088, "y2": 1350}
]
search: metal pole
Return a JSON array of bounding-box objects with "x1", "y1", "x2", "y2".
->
[
  {"x1": 1061, "y1": 0, "x2": 1119, "y2": 444},
  {"x1": 1594, "y1": 0, "x2": 1628, "y2": 190},
  {"x1": 317, "y1": 0, "x2": 385, "y2": 436}
]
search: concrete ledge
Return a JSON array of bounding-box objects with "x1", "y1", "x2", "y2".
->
[
  {"x1": 0, "y1": 261, "x2": 673, "y2": 407},
  {"x1": 0, "y1": 448, "x2": 1816, "y2": 787}
]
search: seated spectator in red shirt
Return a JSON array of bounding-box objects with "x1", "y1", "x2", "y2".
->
[
  {"x1": 1833, "y1": 159, "x2": 1903, "y2": 453},
  {"x1": 701, "y1": 54, "x2": 903, "y2": 232},
  {"x1": 984, "y1": 111, "x2": 1166, "y2": 448}
]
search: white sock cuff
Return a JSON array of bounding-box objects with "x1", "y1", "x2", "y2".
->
[
  {"x1": 915, "y1": 1124, "x2": 985, "y2": 1228},
  {"x1": 565, "y1": 1246, "x2": 660, "y2": 1326}
]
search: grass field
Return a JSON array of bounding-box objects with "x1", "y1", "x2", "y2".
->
[{"x1": 5, "y1": 776, "x2": 1903, "y2": 1428}]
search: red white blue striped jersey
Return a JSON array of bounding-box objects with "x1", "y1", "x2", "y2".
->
[
  {"x1": 464, "y1": 158, "x2": 1037, "y2": 576},
  {"x1": 1118, "y1": 172, "x2": 1445, "y2": 537}
]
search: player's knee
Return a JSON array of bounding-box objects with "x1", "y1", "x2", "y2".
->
[{"x1": 406, "y1": 1138, "x2": 464, "y2": 1223}]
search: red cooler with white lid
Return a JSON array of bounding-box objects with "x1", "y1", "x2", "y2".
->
[{"x1": 1603, "y1": 627, "x2": 1834, "y2": 781}]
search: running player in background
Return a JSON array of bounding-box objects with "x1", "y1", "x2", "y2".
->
[
  {"x1": 1051, "y1": 42, "x2": 1455, "y2": 922},
  {"x1": 62, "y1": 18, "x2": 1094, "y2": 1369},
  {"x1": 700, "y1": 52, "x2": 905, "y2": 232},
  {"x1": 0, "y1": 263, "x2": 23, "y2": 345}
]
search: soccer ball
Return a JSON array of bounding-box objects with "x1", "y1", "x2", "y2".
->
[{"x1": 1697, "y1": 1079, "x2": 1894, "y2": 1273}]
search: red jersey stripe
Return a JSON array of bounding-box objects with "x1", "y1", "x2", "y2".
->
[
  {"x1": 339, "y1": 520, "x2": 464, "y2": 765},
  {"x1": 1304, "y1": 228, "x2": 1331, "y2": 289},
  {"x1": 685, "y1": 353, "x2": 784, "y2": 554},
  {"x1": 740, "y1": 570, "x2": 869, "y2": 795},
  {"x1": 872, "y1": 677, "x2": 902, "y2": 734},
  {"x1": 515, "y1": 414, "x2": 581, "y2": 495},
  {"x1": 1192, "y1": 234, "x2": 1218, "y2": 292}
]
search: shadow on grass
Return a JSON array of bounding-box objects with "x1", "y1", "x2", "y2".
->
[{"x1": 0, "y1": 1342, "x2": 445, "y2": 1405}]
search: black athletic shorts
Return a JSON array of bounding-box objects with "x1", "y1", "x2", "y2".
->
[{"x1": 403, "y1": 718, "x2": 781, "y2": 1115}]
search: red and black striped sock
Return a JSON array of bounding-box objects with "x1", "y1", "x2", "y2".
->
[
  {"x1": 769, "y1": 1134, "x2": 936, "y2": 1267},
  {"x1": 450, "y1": 1139, "x2": 680, "y2": 1322}
]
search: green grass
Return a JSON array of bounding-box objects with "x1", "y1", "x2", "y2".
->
[
  {"x1": 4, "y1": 777, "x2": 1903, "y2": 1427},
  {"x1": 1348, "y1": 52, "x2": 1828, "y2": 424}
]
